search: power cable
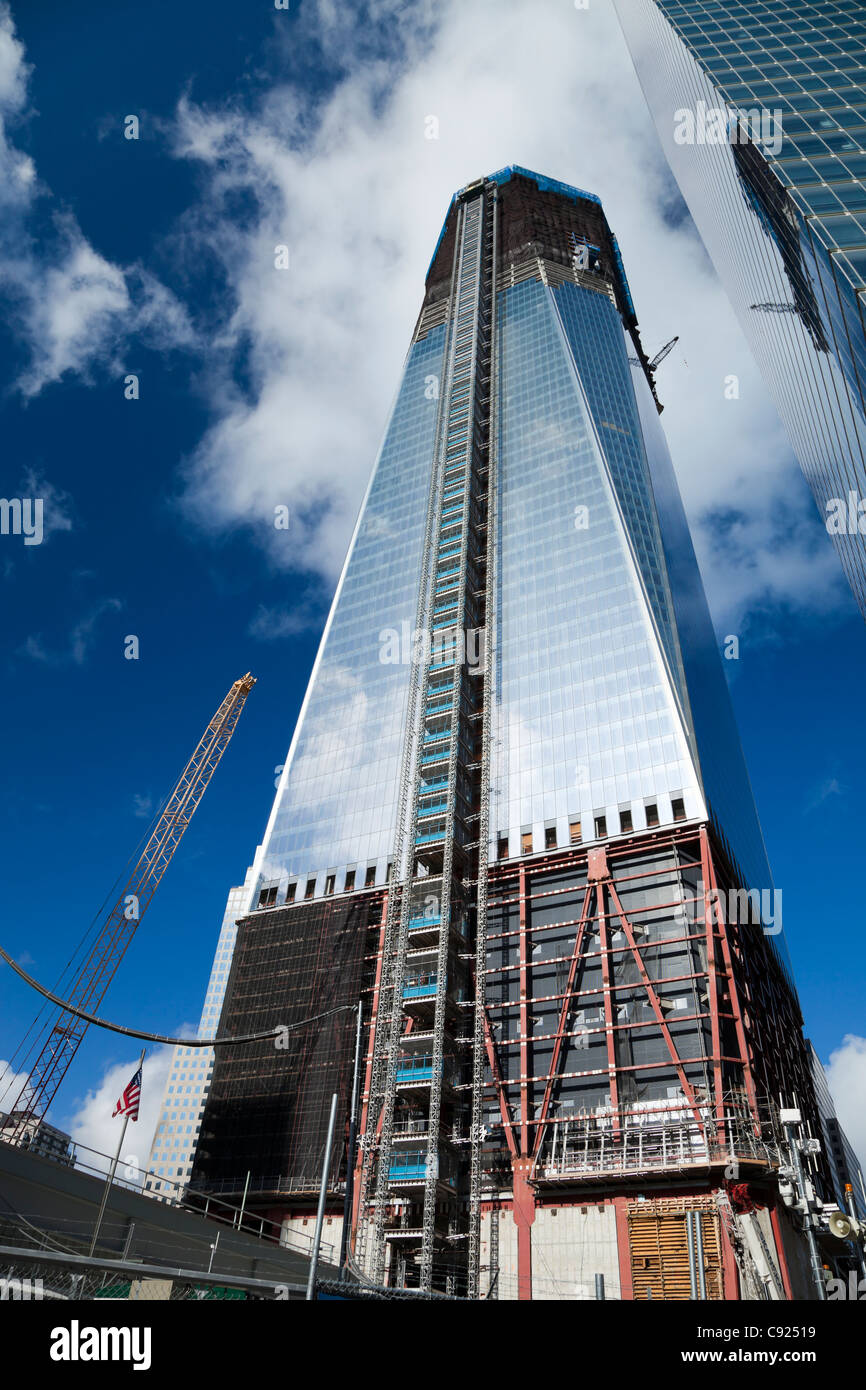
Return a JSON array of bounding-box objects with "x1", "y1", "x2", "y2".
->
[
  {"x1": 0, "y1": 792, "x2": 172, "y2": 1093},
  {"x1": 0, "y1": 943, "x2": 354, "y2": 1048}
]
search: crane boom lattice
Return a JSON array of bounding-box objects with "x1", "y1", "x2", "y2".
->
[{"x1": 6, "y1": 673, "x2": 256, "y2": 1140}]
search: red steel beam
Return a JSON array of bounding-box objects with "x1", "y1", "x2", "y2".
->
[
  {"x1": 606, "y1": 874, "x2": 703, "y2": 1124},
  {"x1": 597, "y1": 877, "x2": 621, "y2": 1127},
  {"x1": 518, "y1": 861, "x2": 530, "y2": 1156},
  {"x1": 512, "y1": 1158, "x2": 535, "y2": 1302},
  {"x1": 700, "y1": 828, "x2": 727, "y2": 1140},
  {"x1": 531, "y1": 881, "x2": 594, "y2": 1158},
  {"x1": 613, "y1": 1196, "x2": 634, "y2": 1300},
  {"x1": 700, "y1": 826, "x2": 760, "y2": 1121},
  {"x1": 482, "y1": 1007, "x2": 517, "y2": 1159}
]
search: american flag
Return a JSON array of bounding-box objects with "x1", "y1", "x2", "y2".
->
[{"x1": 112, "y1": 1066, "x2": 142, "y2": 1121}]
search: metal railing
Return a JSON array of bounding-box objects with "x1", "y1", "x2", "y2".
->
[
  {"x1": 392, "y1": 1118, "x2": 431, "y2": 1138},
  {"x1": 536, "y1": 1098, "x2": 778, "y2": 1181},
  {"x1": 4, "y1": 1133, "x2": 333, "y2": 1261},
  {"x1": 395, "y1": 1056, "x2": 435, "y2": 1082},
  {"x1": 403, "y1": 976, "x2": 439, "y2": 998}
]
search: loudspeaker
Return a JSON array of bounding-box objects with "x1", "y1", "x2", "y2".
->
[{"x1": 828, "y1": 1211, "x2": 855, "y2": 1241}]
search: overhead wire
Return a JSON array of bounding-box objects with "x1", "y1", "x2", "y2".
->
[
  {"x1": 0, "y1": 790, "x2": 173, "y2": 1095},
  {"x1": 0, "y1": 943, "x2": 355, "y2": 1048}
]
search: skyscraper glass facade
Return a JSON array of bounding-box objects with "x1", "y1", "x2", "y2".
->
[
  {"x1": 196, "y1": 168, "x2": 820, "y2": 1299},
  {"x1": 250, "y1": 166, "x2": 778, "y2": 936},
  {"x1": 256, "y1": 331, "x2": 446, "y2": 896},
  {"x1": 614, "y1": 0, "x2": 866, "y2": 616},
  {"x1": 809, "y1": 1042, "x2": 866, "y2": 1220}
]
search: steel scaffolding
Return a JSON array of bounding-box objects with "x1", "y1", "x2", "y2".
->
[{"x1": 357, "y1": 181, "x2": 498, "y2": 1294}]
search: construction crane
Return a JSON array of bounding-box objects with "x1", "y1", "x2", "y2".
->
[
  {"x1": 4, "y1": 672, "x2": 256, "y2": 1143},
  {"x1": 628, "y1": 336, "x2": 679, "y2": 371},
  {"x1": 648, "y1": 335, "x2": 679, "y2": 371}
]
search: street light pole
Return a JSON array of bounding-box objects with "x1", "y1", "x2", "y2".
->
[
  {"x1": 307, "y1": 1092, "x2": 339, "y2": 1301},
  {"x1": 339, "y1": 1002, "x2": 363, "y2": 1277}
]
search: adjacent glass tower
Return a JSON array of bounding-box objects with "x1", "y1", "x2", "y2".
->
[
  {"x1": 614, "y1": 0, "x2": 866, "y2": 618},
  {"x1": 144, "y1": 865, "x2": 258, "y2": 1200},
  {"x1": 193, "y1": 168, "x2": 826, "y2": 1301}
]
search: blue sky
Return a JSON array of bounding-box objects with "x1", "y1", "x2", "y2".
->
[{"x1": 0, "y1": 0, "x2": 864, "y2": 1165}]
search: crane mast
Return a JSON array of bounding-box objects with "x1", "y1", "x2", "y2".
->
[{"x1": 6, "y1": 672, "x2": 256, "y2": 1141}]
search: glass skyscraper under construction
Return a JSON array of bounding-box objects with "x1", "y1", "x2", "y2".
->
[
  {"x1": 192, "y1": 167, "x2": 828, "y2": 1300},
  {"x1": 614, "y1": 0, "x2": 866, "y2": 618}
]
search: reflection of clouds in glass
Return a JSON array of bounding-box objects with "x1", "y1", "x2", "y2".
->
[
  {"x1": 255, "y1": 326, "x2": 446, "y2": 885},
  {"x1": 296, "y1": 686, "x2": 370, "y2": 781},
  {"x1": 491, "y1": 281, "x2": 702, "y2": 844},
  {"x1": 269, "y1": 668, "x2": 407, "y2": 879},
  {"x1": 363, "y1": 513, "x2": 399, "y2": 543}
]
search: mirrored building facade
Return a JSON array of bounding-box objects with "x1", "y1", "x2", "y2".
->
[
  {"x1": 614, "y1": 0, "x2": 866, "y2": 617},
  {"x1": 193, "y1": 168, "x2": 826, "y2": 1300}
]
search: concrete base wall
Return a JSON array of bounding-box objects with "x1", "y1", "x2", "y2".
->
[
  {"x1": 532, "y1": 1202, "x2": 622, "y2": 1300},
  {"x1": 480, "y1": 1191, "x2": 821, "y2": 1302},
  {"x1": 278, "y1": 1210, "x2": 344, "y2": 1271},
  {"x1": 481, "y1": 1201, "x2": 621, "y2": 1301}
]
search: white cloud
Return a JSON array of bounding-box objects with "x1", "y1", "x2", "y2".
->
[
  {"x1": 68, "y1": 598, "x2": 123, "y2": 664},
  {"x1": 0, "y1": 5, "x2": 193, "y2": 396},
  {"x1": 0, "y1": 1060, "x2": 31, "y2": 1114},
  {"x1": 248, "y1": 597, "x2": 327, "y2": 641},
  {"x1": 168, "y1": 0, "x2": 846, "y2": 631},
  {"x1": 14, "y1": 224, "x2": 131, "y2": 396},
  {"x1": 805, "y1": 776, "x2": 843, "y2": 814},
  {"x1": 0, "y1": 0, "x2": 849, "y2": 624},
  {"x1": 0, "y1": 3, "x2": 34, "y2": 212},
  {"x1": 21, "y1": 596, "x2": 122, "y2": 667},
  {"x1": 18, "y1": 468, "x2": 75, "y2": 542},
  {"x1": 825, "y1": 1035, "x2": 866, "y2": 1175}
]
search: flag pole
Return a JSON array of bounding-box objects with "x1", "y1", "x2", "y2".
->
[{"x1": 88, "y1": 1048, "x2": 145, "y2": 1259}]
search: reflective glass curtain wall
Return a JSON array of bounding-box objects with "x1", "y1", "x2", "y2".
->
[
  {"x1": 251, "y1": 167, "x2": 781, "y2": 935},
  {"x1": 614, "y1": 0, "x2": 866, "y2": 617},
  {"x1": 255, "y1": 324, "x2": 448, "y2": 897}
]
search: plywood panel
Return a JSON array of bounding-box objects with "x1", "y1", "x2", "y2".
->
[{"x1": 628, "y1": 1198, "x2": 722, "y2": 1300}]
